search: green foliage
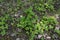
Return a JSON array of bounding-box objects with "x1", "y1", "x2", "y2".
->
[
  {"x1": 33, "y1": 0, "x2": 54, "y2": 12},
  {"x1": 17, "y1": 7, "x2": 38, "y2": 40},
  {"x1": 16, "y1": 7, "x2": 58, "y2": 40},
  {"x1": 0, "y1": 14, "x2": 9, "y2": 36},
  {"x1": 55, "y1": 29, "x2": 60, "y2": 35},
  {"x1": 0, "y1": 0, "x2": 3, "y2": 2},
  {"x1": 0, "y1": 0, "x2": 59, "y2": 40},
  {"x1": 35, "y1": 16, "x2": 57, "y2": 34}
]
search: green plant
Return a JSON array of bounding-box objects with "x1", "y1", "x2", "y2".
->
[
  {"x1": 16, "y1": 6, "x2": 58, "y2": 40},
  {"x1": 0, "y1": 14, "x2": 9, "y2": 36},
  {"x1": 17, "y1": 7, "x2": 38, "y2": 40},
  {"x1": 0, "y1": 0, "x2": 59, "y2": 40},
  {"x1": 33, "y1": 0, "x2": 54, "y2": 13},
  {"x1": 54, "y1": 29, "x2": 60, "y2": 35},
  {"x1": 0, "y1": 0, "x2": 3, "y2": 2},
  {"x1": 36, "y1": 16, "x2": 58, "y2": 34},
  {"x1": 34, "y1": 16, "x2": 57, "y2": 40}
]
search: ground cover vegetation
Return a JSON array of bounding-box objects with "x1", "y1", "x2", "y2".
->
[{"x1": 0, "y1": 0, "x2": 60, "y2": 40}]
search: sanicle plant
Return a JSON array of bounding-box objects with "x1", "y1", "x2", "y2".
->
[
  {"x1": 0, "y1": 14, "x2": 9, "y2": 36},
  {"x1": 16, "y1": 6, "x2": 58, "y2": 40},
  {"x1": 33, "y1": 0, "x2": 54, "y2": 12},
  {"x1": 36, "y1": 16, "x2": 58, "y2": 34},
  {"x1": 0, "y1": 0, "x2": 59, "y2": 40}
]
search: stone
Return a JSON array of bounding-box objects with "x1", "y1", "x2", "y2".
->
[
  {"x1": 55, "y1": 27, "x2": 60, "y2": 30},
  {"x1": 37, "y1": 34, "x2": 42, "y2": 39},
  {"x1": 46, "y1": 36, "x2": 51, "y2": 39},
  {"x1": 15, "y1": 14, "x2": 19, "y2": 17},
  {"x1": 55, "y1": 14, "x2": 59, "y2": 19},
  {"x1": 10, "y1": 33, "x2": 16, "y2": 37},
  {"x1": 43, "y1": 33, "x2": 47, "y2": 37},
  {"x1": 16, "y1": 38, "x2": 20, "y2": 40},
  {"x1": 17, "y1": 28, "x2": 22, "y2": 32}
]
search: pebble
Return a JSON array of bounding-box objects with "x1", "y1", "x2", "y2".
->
[
  {"x1": 43, "y1": 33, "x2": 47, "y2": 37},
  {"x1": 10, "y1": 33, "x2": 16, "y2": 37},
  {"x1": 37, "y1": 34, "x2": 42, "y2": 39},
  {"x1": 55, "y1": 14, "x2": 59, "y2": 19},
  {"x1": 15, "y1": 14, "x2": 19, "y2": 17},
  {"x1": 55, "y1": 27, "x2": 60, "y2": 30},
  {"x1": 17, "y1": 28, "x2": 22, "y2": 32},
  {"x1": 16, "y1": 38, "x2": 20, "y2": 40},
  {"x1": 46, "y1": 36, "x2": 51, "y2": 39}
]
